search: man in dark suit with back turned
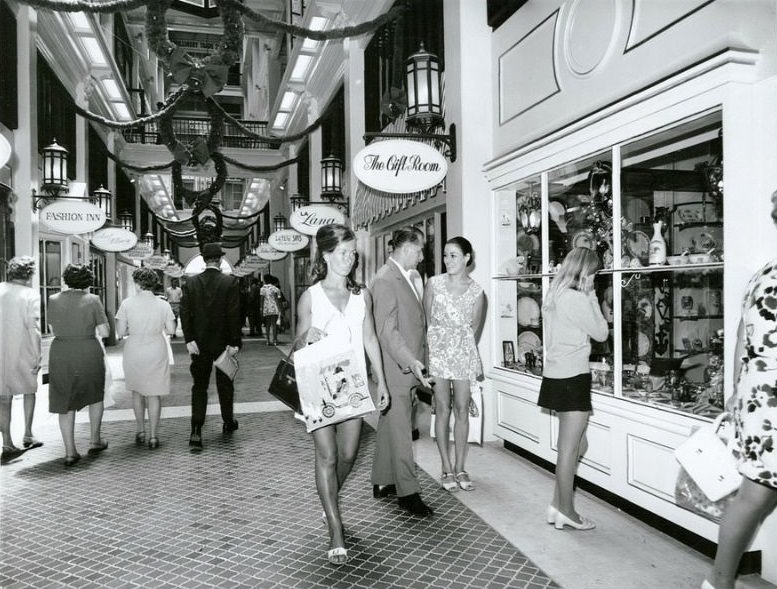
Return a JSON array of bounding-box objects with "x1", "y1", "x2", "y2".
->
[
  {"x1": 371, "y1": 227, "x2": 435, "y2": 517},
  {"x1": 180, "y1": 242, "x2": 242, "y2": 452}
]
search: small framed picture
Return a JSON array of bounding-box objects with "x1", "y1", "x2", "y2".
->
[{"x1": 502, "y1": 341, "x2": 515, "y2": 367}]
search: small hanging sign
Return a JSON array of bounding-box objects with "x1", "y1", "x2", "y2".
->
[
  {"x1": 289, "y1": 204, "x2": 346, "y2": 236},
  {"x1": 269, "y1": 229, "x2": 309, "y2": 252},
  {"x1": 256, "y1": 243, "x2": 287, "y2": 261},
  {"x1": 91, "y1": 227, "x2": 138, "y2": 252},
  {"x1": 40, "y1": 201, "x2": 106, "y2": 235}
]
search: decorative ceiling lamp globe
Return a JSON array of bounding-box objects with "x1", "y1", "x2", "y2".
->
[
  {"x1": 90, "y1": 185, "x2": 112, "y2": 220},
  {"x1": 41, "y1": 139, "x2": 69, "y2": 195},
  {"x1": 405, "y1": 43, "x2": 443, "y2": 133},
  {"x1": 143, "y1": 232, "x2": 155, "y2": 248},
  {"x1": 320, "y1": 154, "x2": 343, "y2": 200}
]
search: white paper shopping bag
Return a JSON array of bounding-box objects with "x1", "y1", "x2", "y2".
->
[{"x1": 293, "y1": 335, "x2": 375, "y2": 432}]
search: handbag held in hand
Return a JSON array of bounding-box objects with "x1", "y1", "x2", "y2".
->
[
  {"x1": 674, "y1": 412, "x2": 741, "y2": 502},
  {"x1": 268, "y1": 352, "x2": 301, "y2": 414}
]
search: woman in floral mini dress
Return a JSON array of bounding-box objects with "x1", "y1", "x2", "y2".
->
[
  {"x1": 705, "y1": 193, "x2": 777, "y2": 589},
  {"x1": 424, "y1": 237, "x2": 485, "y2": 492}
]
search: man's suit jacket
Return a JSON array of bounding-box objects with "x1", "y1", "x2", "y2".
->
[
  {"x1": 180, "y1": 268, "x2": 242, "y2": 355},
  {"x1": 371, "y1": 260, "x2": 426, "y2": 392}
]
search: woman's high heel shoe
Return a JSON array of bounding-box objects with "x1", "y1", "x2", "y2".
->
[
  {"x1": 135, "y1": 432, "x2": 146, "y2": 446},
  {"x1": 554, "y1": 511, "x2": 596, "y2": 530},
  {"x1": 546, "y1": 505, "x2": 558, "y2": 524},
  {"x1": 148, "y1": 437, "x2": 159, "y2": 449},
  {"x1": 701, "y1": 581, "x2": 715, "y2": 589}
]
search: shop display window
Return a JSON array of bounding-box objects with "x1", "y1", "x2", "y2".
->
[{"x1": 494, "y1": 111, "x2": 723, "y2": 416}]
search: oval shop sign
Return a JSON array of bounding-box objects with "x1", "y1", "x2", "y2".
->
[
  {"x1": 353, "y1": 139, "x2": 447, "y2": 194},
  {"x1": 40, "y1": 200, "x2": 106, "y2": 235},
  {"x1": 289, "y1": 204, "x2": 346, "y2": 236},
  {"x1": 269, "y1": 229, "x2": 309, "y2": 252},
  {"x1": 91, "y1": 226, "x2": 138, "y2": 252}
]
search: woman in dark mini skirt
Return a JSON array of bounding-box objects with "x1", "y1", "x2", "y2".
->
[{"x1": 538, "y1": 248, "x2": 609, "y2": 530}]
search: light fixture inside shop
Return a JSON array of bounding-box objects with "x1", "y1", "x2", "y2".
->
[
  {"x1": 364, "y1": 44, "x2": 456, "y2": 162},
  {"x1": 518, "y1": 190, "x2": 541, "y2": 234},
  {"x1": 143, "y1": 232, "x2": 155, "y2": 248}
]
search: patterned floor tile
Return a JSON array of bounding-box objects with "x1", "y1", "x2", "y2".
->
[{"x1": 1, "y1": 411, "x2": 559, "y2": 588}]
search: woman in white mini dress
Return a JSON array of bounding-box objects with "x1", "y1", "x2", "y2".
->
[
  {"x1": 295, "y1": 224, "x2": 390, "y2": 565},
  {"x1": 116, "y1": 268, "x2": 176, "y2": 449}
]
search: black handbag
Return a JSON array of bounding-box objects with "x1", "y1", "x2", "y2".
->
[{"x1": 268, "y1": 353, "x2": 301, "y2": 413}]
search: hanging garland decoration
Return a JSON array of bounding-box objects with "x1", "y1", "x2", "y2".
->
[
  {"x1": 191, "y1": 205, "x2": 225, "y2": 246},
  {"x1": 171, "y1": 152, "x2": 228, "y2": 212},
  {"x1": 222, "y1": 154, "x2": 301, "y2": 173},
  {"x1": 207, "y1": 97, "x2": 327, "y2": 145},
  {"x1": 220, "y1": 0, "x2": 405, "y2": 41},
  {"x1": 14, "y1": 0, "x2": 148, "y2": 13},
  {"x1": 104, "y1": 149, "x2": 173, "y2": 172},
  {"x1": 146, "y1": 0, "x2": 243, "y2": 98},
  {"x1": 158, "y1": 97, "x2": 224, "y2": 165}
]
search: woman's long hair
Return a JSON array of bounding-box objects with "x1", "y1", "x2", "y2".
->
[
  {"x1": 311, "y1": 224, "x2": 362, "y2": 293},
  {"x1": 543, "y1": 247, "x2": 601, "y2": 311}
]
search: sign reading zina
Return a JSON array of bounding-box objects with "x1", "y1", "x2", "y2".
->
[
  {"x1": 290, "y1": 204, "x2": 346, "y2": 236},
  {"x1": 40, "y1": 201, "x2": 106, "y2": 235},
  {"x1": 91, "y1": 227, "x2": 138, "y2": 252},
  {"x1": 269, "y1": 229, "x2": 310, "y2": 252},
  {"x1": 353, "y1": 139, "x2": 447, "y2": 194}
]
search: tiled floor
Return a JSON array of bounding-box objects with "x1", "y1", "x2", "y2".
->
[
  {"x1": 1, "y1": 336, "x2": 776, "y2": 589},
  {"x1": 1, "y1": 412, "x2": 558, "y2": 589}
]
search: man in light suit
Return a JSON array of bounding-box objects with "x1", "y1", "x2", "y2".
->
[
  {"x1": 371, "y1": 227, "x2": 435, "y2": 517},
  {"x1": 180, "y1": 242, "x2": 242, "y2": 452}
]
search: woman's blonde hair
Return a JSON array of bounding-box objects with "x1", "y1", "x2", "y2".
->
[{"x1": 544, "y1": 247, "x2": 601, "y2": 311}]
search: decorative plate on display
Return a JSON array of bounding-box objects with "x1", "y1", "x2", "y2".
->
[
  {"x1": 518, "y1": 331, "x2": 542, "y2": 350},
  {"x1": 500, "y1": 257, "x2": 526, "y2": 276},
  {"x1": 572, "y1": 230, "x2": 595, "y2": 250},
  {"x1": 518, "y1": 282, "x2": 541, "y2": 293},
  {"x1": 637, "y1": 331, "x2": 652, "y2": 358},
  {"x1": 517, "y1": 297, "x2": 541, "y2": 327},
  {"x1": 627, "y1": 231, "x2": 650, "y2": 260},
  {"x1": 549, "y1": 201, "x2": 567, "y2": 233}
]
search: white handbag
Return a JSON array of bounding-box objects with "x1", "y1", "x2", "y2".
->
[{"x1": 674, "y1": 412, "x2": 741, "y2": 502}]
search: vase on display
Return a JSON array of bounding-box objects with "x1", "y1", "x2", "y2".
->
[{"x1": 649, "y1": 221, "x2": 667, "y2": 265}]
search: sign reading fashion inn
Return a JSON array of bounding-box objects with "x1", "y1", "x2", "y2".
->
[
  {"x1": 40, "y1": 201, "x2": 106, "y2": 235},
  {"x1": 353, "y1": 139, "x2": 448, "y2": 194}
]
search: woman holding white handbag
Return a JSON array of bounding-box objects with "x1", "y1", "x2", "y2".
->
[
  {"x1": 704, "y1": 192, "x2": 777, "y2": 589},
  {"x1": 294, "y1": 224, "x2": 390, "y2": 566}
]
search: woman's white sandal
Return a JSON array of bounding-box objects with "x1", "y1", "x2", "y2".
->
[
  {"x1": 455, "y1": 471, "x2": 474, "y2": 491},
  {"x1": 441, "y1": 472, "x2": 459, "y2": 492}
]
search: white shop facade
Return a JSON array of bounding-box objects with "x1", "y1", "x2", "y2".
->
[{"x1": 480, "y1": 1, "x2": 777, "y2": 581}]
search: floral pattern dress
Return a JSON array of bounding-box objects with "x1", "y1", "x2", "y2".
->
[
  {"x1": 427, "y1": 274, "x2": 483, "y2": 382},
  {"x1": 733, "y1": 259, "x2": 777, "y2": 487}
]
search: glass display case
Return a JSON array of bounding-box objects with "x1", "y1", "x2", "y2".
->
[{"x1": 495, "y1": 111, "x2": 724, "y2": 417}]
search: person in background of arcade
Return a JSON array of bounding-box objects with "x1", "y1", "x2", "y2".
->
[
  {"x1": 116, "y1": 268, "x2": 177, "y2": 449},
  {"x1": 0, "y1": 256, "x2": 43, "y2": 464},
  {"x1": 47, "y1": 264, "x2": 111, "y2": 467},
  {"x1": 165, "y1": 278, "x2": 183, "y2": 338},
  {"x1": 260, "y1": 273, "x2": 282, "y2": 346}
]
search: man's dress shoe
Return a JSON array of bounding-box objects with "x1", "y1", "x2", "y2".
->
[
  {"x1": 372, "y1": 484, "x2": 397, "y2": 498},
  {"x1": 398, "y1": 493, "x2": 434, "y2": 517}
]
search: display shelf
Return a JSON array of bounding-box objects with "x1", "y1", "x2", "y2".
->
[
  {"x1": 598, "y1": 262, "x2": 723, "y2": 274},
  {"x1": 673, "y1": 314, "x2": 723, "y2": 321},
  {"x1": 493, "y1": 273, "x2": 546, "y2": 280},
  {"x1": 673, "y1": 221, "x2": 723, "y2": 229}
]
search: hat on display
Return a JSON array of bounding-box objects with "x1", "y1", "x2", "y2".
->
[{"x1": 201, "y1": 242, "x2": 224, "y2": 258}]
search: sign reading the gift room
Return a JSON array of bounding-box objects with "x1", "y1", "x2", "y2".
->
[
  {"x1": 40, "y1": 201, "x2": 106, "y2": 235},
  {"x1": 289, "y1": 204, "x2": 345, "y2": 236},
  {"x1": 353, "y1": 139, "x2": 447, "y2": 194}
]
